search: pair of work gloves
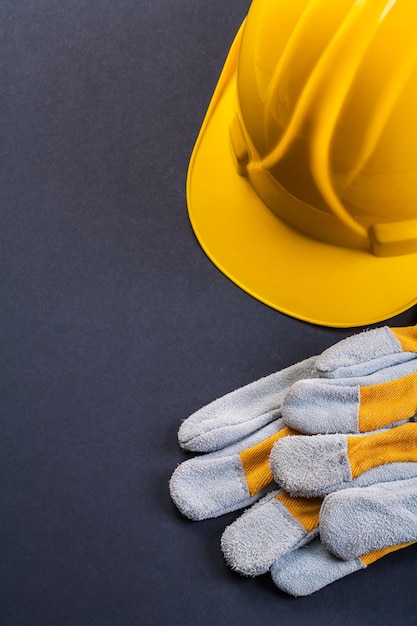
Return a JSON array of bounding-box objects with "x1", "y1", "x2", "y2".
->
[{"x1": 169, "y1": 326, "x2": 417, "y2": 596}]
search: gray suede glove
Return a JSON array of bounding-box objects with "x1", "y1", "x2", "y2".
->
[
  {"x1": 270, "y1": 477, "x2": 417, "y2": 596},
  {"x1": 170, "y1": 326, "x2": 417, "y2": 594},
  {"x1": 170, "y1": 355, "x2": 318, "y2": 519}
]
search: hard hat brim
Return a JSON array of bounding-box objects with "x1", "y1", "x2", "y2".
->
[{"x1": 186, "y1": 24, "x2": 417, "y2": 328}]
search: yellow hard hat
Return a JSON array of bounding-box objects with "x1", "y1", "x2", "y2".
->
[{"x1": 186, "y1": 0, "x2": 417, "y2": 327}]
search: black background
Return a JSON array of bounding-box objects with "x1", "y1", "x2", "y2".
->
[{"x1": 2, "y1": 1, "x2": 417, "y2": 624}]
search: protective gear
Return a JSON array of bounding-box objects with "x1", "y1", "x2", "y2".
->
[
  {"x1": 271, "y1": 421, "x2": 417, "y2": 497},
  {"x1": 270, "y1": 478, "x2": 417, "y2": 596},
  {"x1": 170, "y1": 356, "x2": 318, "y2": 520},
  {"x1": 281, "y1": 326, "x2": 417, "y2": 434},
  {"x1": 221, "y1": 477, "x2": 417, "y2": 588},
  {"x1": 170, "y1": 326, "x2": 417, "y2": 593},
  {"x1": 187, "y1": 0, "x2": 417, "y2": 327}
]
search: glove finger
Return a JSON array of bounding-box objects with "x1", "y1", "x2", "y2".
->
[
  {"x1": 270, "y1": 538, "x2": 366, "y2": 596},
  {"x1": 221, "y1": 491, "x2": 321, "y2": 576},
  {"x1": 281, "y1": 358, "x2": 417, "y2": 434},
  {"x1": 271, "y1": 536, "x2": 415, "y2": 597},
  {"x1": 316, "y1": 326, "x2": 417, "y2": 379},
  {"x1": 177, "y1": 356, "x2": 317, "y2": 452},
  {"x1": 177, "y1": 327, "x2": 417, "y2": 452},
  {"x1": 170, "y1": 424, "x2": 294, "y2": 520},
  {"x1": 271, "y1": 422, "x2": 417, "y2": 497},
  {"x1": 320, "y1": 477, "x2": 417, "y2": 559}
]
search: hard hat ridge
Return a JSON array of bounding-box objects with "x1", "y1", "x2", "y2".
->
[{"x1": 233, "y1": 0, "x2": 417, "y2": 255}]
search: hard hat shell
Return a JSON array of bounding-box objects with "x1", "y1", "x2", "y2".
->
[{"x1": 186, "y1": 0, "x2": 417, "y2": 327}]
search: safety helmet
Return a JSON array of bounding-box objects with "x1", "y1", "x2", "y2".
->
[{"x1": 186, "y1": 0, "x2": 417, "y2": 327}]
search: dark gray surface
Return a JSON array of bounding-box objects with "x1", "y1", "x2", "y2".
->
[{"x1": 2, "y1": 1, "x2": 417, "y2": 624}]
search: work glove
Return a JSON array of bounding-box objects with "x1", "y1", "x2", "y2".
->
[
  {"x1": 170, "y1": 326, "x2": 417, "y2": 518},
  {"x1": 269, "y1": 477, "x2": 417, "y2": 596},
  {"x1": 222, "y1": 420, "x2": 417, "y2": 591},
  {"x1": 170, "y1": 354, "x2": 318, "y2": 520},
  {"x1": 170, "y1": 326, "x2": 417, "y2": 593}
]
